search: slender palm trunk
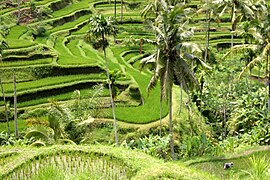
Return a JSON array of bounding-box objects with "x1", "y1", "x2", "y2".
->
[
  {"x1": 120, "y1": 0, "x2": 123, "y2": 22},
  {"x1": 102, "y1": 34, "x2": 118, "y2": 146},
  {"x1": 222, "y1": 105, "x2": 227, "y2": 140},
  {"x1": 159, "y1": 85, "x2": 162, "y2": 136},
  {"x1": 114, "y1": 0, "x2": 117, "y2": 19},
  {"x1": 178, "y1": 82, "x2": 183, "y2": 115},
  {"x1": 265, "y1": 53, "x2": 270, "y2": 111},
  {"x1": 0, "y1": 78, "x2": 10, "y2": 136},
  {"x1": 17, "y1": 0, "x2": 21, "y2": 25},
  {"x1": 169, "y1": 88, "x2": 175, "y2": 160},
  {"x1": 231, "y1": 3, "x2": 236, "y2": 49},
  {"x1": 204, "y1": 1, "x2": 210, "y2": 62},
  {"x1": 13, "y1": 75, "x2": 18, "y2": 137}
]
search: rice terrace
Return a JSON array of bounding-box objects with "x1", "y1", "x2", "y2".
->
[{"x1": 0, "y1": 0, "x2": 270, "y2": 179}]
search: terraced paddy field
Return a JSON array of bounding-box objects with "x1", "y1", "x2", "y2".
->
[
  {"x1": 1, "y1": 0, "x2": 270, "y2": 179},
  {"x1": 0, "y1": 145, "x2": 269, "y2": 179},
  {"x1": 0, "y1": 0, "x2": 247, "y2": 122}
]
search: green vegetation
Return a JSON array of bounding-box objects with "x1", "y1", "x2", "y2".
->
[{"x1": 1, "y1": 0, "x2": 270, "y2": 179}]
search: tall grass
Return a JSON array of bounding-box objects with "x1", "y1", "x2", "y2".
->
[{"x1": 243, "y1": 155, "x2": 270, "y2": 180}]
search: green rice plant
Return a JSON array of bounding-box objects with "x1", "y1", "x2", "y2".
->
[
  {"x1": 31, "y1": 165, "x2": 66, "y2": 180},
  {"x1": 0, "y1": 120, "x2": 27, "y2": 134},
  {"x1": 48, "y1": 15, "x2": 90, "y2": 34},
  {"x1": 2, "y1": 74, "x2": 105, "y2": 94},
  {"x1": 243, "y1": 155, "x2": 270, "y2": 180},
  {"x1": 0, "y1": 58, "x2": 52, "y2": 67},
  {"x1": 51, "y1": 0, "x2": 95, "y2": 18}
]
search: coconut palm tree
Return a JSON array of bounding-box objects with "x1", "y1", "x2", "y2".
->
[
  {"x1": 13, "y1": 75, "x2": 18, "y2": 137},
  {"x1": 0, "y1": 32, "x2": 8, "y2": 59},
  {"x1": 0, "y1": 79, "x2": 10, "y2": 136},
  {"x1": 87, "y1": 15, "x2": 119, "y2": 146},
  {"x1": 141, "y1": 0, "x2": 201, "y2": 160},
  {"x1": 17, "y1": 0, "x2": 21, "y2": 25},
  {"x1": 213, "y1": 0, "x2": 256, "y2": 48},
  {"x1": 224, "y1": 3, "x2": 270, "y2": 110}
]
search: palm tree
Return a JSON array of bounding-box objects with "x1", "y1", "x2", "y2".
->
[
  {"x1": 87, "y1": 15, "x2": 119, "y2": 146},
  {"x1": 0, "y1": 31, "x2": 8, "y2": 59},
  {"x1": 0, "y1": 78, "x2": 10, "y2": 136},
  {"x1": 17, "y1": 0, "x2": 21, "y2": 25},
  {"x1": 120, "y1": 0, "x2": 124, "y2": 22},
  {"x1": 13, "y1": 75, "x2": 18, "y2": 137},
  {"x1": 114, "y1": 0, "x2": 117, "y2": 19},
  {"x1": 224, "y1": 4, "x2": 270, "y2": 110},
  {"x1": 141, "y1": 0, "x2": 200, "y2": 160},
  {"x1": 213, "y1": 0, "x2": 256, "y2": 48}
]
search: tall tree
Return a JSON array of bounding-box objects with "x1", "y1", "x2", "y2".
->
[
  {"x1": 87, "y1": 15, "x2": 119, "y2": 146},
  {"x1": 0, "y1": 79, "x2": 10, "y2": 136},
  {"x1": 120, "y1": 0, "x2": 123, "y2": 22},
  {"x1": 0, "y1": 30, "x2": 8, "y2": 59},
  {"x1": 17, "y1": 0, "x2": 21, "y2": 25},
  {"x1": 141, "y1": 0, "x2": 200, "y2": 160},
  {"x1": 114, "y1": 0, "x2": 117, "y2": 19},
  {"x1": 13, "y1": 75, "x2": 18, "y2": 137},
  {"x1": 224, "y1": 2, "x2": 270, "y2": 110},
  {"x1": 213, "y1": 0, "x2": 256, "y2": 48}
]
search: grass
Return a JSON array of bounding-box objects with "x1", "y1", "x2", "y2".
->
[
  {"x1": 51, "y1": 0, "x2": 95, "y2": 18},
  {"x1": 17, "y1": 87, "x2": 110, "y2": 108},
  {"x1": 48, "y1": 15, "x2": 90, "y2": 34},
  {"x1": 0, "y1": 0, "x2": 249, "y2": 124},
  {"x1": 0, "y1": 58, "x2": 52, "y2": 67},
  {"x1": 2, "y1": 74, "x2": 106, "y2": 94},
  {"x1": 0, "y1": 145, "x2": 214, "y2": 179},
  {"x1": 0, "y1": 119, "x2": 27, "y2": 134},
  {"x1": 187, "y1": 147, "x2": 270, "y2": 179}
]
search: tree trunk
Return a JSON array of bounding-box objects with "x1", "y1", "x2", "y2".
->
[
  {"x1": 265, "y1": 53, "x2": 270, "y2": 111},
  {"x1": 120, "y1": 0, "x2": 123, "y2": 22},
  {"x1": 139, "y1": 38, "x2": 142, "y2": 54},
  {"x1": 231, "y1": 3, "x2": 236, "y2": 49},
  {"x1": 13, "y1": 75, "x2": 18, "y2": 137},
  {"x1": 169, "y1": 88, "x2": 175, "y2": 160},
  {"x1": 204, "y1": 1, "x2": 210, "y2": 62},
  {"x1": 0, "y1": 78, "x2": 10, "y2": 136},
  {"x1": 268, "y1": 74, "x2": 270, "y2": 112},
  {"x1": 102, "y1": 34, "x2": 118, "y2": 146},
  {"x1": 159, "y1": 85, "x2": 163, "y2": 136},
  {"x1": 222, "y1": 106, "x2": 227, "y2": 140},
  {"x1": 17, "y1": 0, "x2": 21, "y2": 25},
  {"x1": 114, "y1": 0, "x2": 117, "y2": 19},
  {"x1": 178, "y1": 82, "x2": 183, "y2": 115}
]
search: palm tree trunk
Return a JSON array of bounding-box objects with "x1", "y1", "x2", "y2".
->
[
  {"x1": 159, "y1": 85, "x2": 162, "y2": 136},
  {"x1": 265, "y1": 53, "x2": 270, "y2": 111},
  {"x1": 169, "y1": 88, "x2": 175, "y2": 160},
  {"x1": 114, "y1": 0, "x2": 117, "y2": 19},
  {"x1": 17, "y1": 0, "x2": 21, "y2": 25},
  {"x1": 102, "y1": 34, "x2": 118, "y2": 146},
  {"x1": 13, "y1": 75, "x2": 18, "y2": 137},
  {"x1": 231, "y1": 3, "x2": 235, "y2": 49},
  {"x1": 178, "y1": 82, "x2": 183, "y2": 115},
  {"x1": 204, "y1": 1, "x2": 210, "y2": 62},
  {"x1": 0, "y1": 78, "x2": 10, "y2": 136},
  {"x1": 120, "y1": 0, "x2": 123, "y2": 22}
]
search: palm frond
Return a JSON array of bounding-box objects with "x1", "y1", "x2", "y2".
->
[
  {"x1": 25, "y1": 125, "x2": 53, "y2": 141},
  {"x1": 262, "y1": 43, "x2": 270, "y2": 57},
  {"x1": 182, "y1": 42, "x2": 202, "y2": 53},
  {"x1": 239, "y1": 55, "x2": 263, "y2": 78},
  {"x1": 174, "y1": 58, "x2": 198, "y2": 92},
  {"x1": 196, "y1": 57, "x2": 212, "y2": 70},
  {"x1": 223, "y1": 44, "x2": 259, "y2": 59}
]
